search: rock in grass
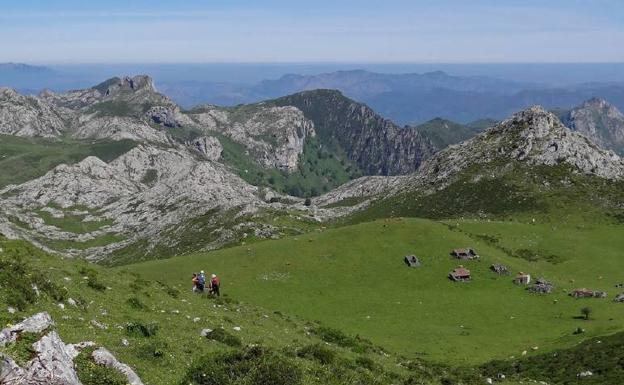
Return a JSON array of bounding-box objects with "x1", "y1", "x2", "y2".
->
[{"x1": 92, "y1": 347, "x2": 144, "y2": 385}]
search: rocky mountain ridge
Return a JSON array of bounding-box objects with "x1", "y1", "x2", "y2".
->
[
  {"x1": 316, "y1": 106, "x2": 624, "y2": 213},
  {"x1": 562, "y1": 97, "x2": 624, "y2": 155},
  {"x1": 273, "y1": 89, "x2": 435, "y2": 175},
  {"x1": 2, "y1": 76, "x2": 433, "y2": 261},
  {"x1": 0, "y1": 142, "x2": 296, "y2": 262},
  {"x1": 1, "y1": 75, "x2": 622, "y2": 263}
]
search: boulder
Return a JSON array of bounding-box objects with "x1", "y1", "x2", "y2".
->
[
  {"x1": 92, "y1": 347, "x2": 144, "y2": 385},
  {"x1": 0, "y1": 313, "x2": 143, "y2": 385}
]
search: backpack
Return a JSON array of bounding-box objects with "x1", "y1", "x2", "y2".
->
[{"x1": 198, "y1": 274, "x2": 206, "y2": 285}]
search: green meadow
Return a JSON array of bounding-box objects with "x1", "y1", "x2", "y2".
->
[
  {"x1": 127, "y1": 217, "x2": 624, "y2": 365},
  {"x1": 0, "y1": 238, "x2": 410, "y2": 385}
]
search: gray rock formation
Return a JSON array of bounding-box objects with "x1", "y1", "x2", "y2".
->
[
  {"x1": 4, "y1": 75, "x2": 188, "y2": 143},
  {"x1": 189, "y1": 136, "x2": 223, "y2": 161},
  {"x1": 0, "y1": 312, "x2": 53, "y2": 347},
  {"x1": 563, "y1": 98, "x2": 624, "y2": 155},
  {"x1": 0, "y1": 88, "x2": 65, "y2": 137},
  {"x1": 0, "y1": 143, "x2": 275, "y2": 260},
  {"x1": 145, "y1": 105, "x2": 181, "y2": 128},
  {"x1": 0, "y1": 312, "x2": 143, "y2": 385},
  {"x1": 417, "y1": 106, "x2": 624, "y2": 188},
  {"x1": 91, "y1": 347, "x2": 144, "y2": 385},
  {"x1": 188, "y1": 104, "x2": 316, "y2": 171}
]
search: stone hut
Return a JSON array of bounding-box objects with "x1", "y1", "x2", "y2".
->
[
  {"x1": 449, "y1": 266, "x2": 471, "y2": 282},
  {"x1": 404, "y1": 255, "x2": 421, "y2": 267},
  {"x1": 513, "y1": 272, "x2": 531, "y2": 285},
  {"x1": 451, "y1": 248, "x2": 478, "y2": 260}
]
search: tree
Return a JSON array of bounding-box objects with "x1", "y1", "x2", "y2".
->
[{"x1": 581, "y1": 307, "x2": 592, "y2": 320}]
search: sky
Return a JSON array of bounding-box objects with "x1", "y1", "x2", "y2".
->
[{"x1": 1, "y1": 0, "x2": 623, "y2": 64}]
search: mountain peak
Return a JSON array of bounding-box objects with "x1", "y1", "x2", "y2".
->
[
  {"x1": 563, "y1": 98, "x2": 624, "y2": 155},
  {"x1": 581, "y1": 97, "x2": 610, "y2": 109},
  {"x1": 493, "y1": 105, "x2": 563, "y2": 139},
  {"x1": 418, "y1": 105, "x2": 623, "y2": 187},
  {"x1": 92, "y1": 75, "x2": 155, "y2": 96}
]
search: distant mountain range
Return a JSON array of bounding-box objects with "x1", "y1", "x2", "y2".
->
[
  {"x1": 154, "y1": 70, "x2": 624, "y2": 125},
  {"x1": 2, "y1": 64, "x2": 624, "y2": 126}
]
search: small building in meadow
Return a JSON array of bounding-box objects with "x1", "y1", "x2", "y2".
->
[
  {"x1": 452, "y1": 248, "x2": 478, "y2": 260},
  {"x1": 513, "y1": 272, "x2": 532, "y2": 285},
  {"x1": 528, "y1": 278, "x2": 554, "y2": 294},
  {"x1": 571, "y1": 288, "x2": 607, "y2": 299},
  {"x1": 404, "y1": 255, "x2": 421, "y2": 268},
  {"x1": 449, "y1": 266, "x2": 471, "y2": 282},
  {"x1": 490, "y1": 263, "x2": 509, "y2": 275}
]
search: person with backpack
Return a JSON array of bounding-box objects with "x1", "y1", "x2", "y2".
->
[
  {"x1": 191, "y1": 273, "x2": 199, "y2": 292},
  {"x1": 210, "y1": 274, "x2": 220, "y2": 297},
  {"x1": 197, "y1": 271, "x2": 206, "y2": 293}
]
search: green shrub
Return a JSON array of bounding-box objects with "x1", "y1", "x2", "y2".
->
[
  {"x1": 180, "y1": 346, "x2": 302, "y2": 385},
  {"x1": 480, "y1": 332, "x2": 624, "y2": 385},
  {"x1": 141, "y1": 169, "x2": 158, "y2": 185},
  {"x1": 156, "y1": 281, "x2": 180, "y2": 298},
  {"x1": 0, "y1": 255, "x2": 66, "y2": 310},
  {"x1": 126, "y1": 296, "x2": 147, "y2": 310},
  {"x1": 312, "y1": 326, "x2": 376, "y2": 353},
  {"x1": 297, "y1": 343, "x2": 336, "y2": 364},
  {"x1": 75, "y1": 347, "x2": 127, "y2": 385},
  {"x1": 355, "y1": 355, "x2": 381, "y2": 372},
  {"x1": 4, "y1": 332, "x2": 42, "y2": 366},
  {"x1": 136, "y1": 340, "x2": 168, "y2": 361},
  {"x1": 80, "y1": 269, "x2": 107, "y2": 291},
  {"x1": 126, "y1": 321, "x2": 159, "y2": 338},
  {"x1": 204, "y1": 328, "x2": 242, "y2": 347}
]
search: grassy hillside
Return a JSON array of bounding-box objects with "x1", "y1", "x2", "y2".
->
[
  {"x1": 126, "y1": 217, "x2": 624, "y2": 366},
  {"x1": 348, "y1": 163, "x2": 624, "y2": 225},
  {"x1": 481, "y1": 331, "x2": 624, "y2": 385},
  {"x1": 0, "y1": 134, "x2": 137, "y2": 188},
  {"x1": 0, "y1": 236, "x2": 438, "y2": 385}
]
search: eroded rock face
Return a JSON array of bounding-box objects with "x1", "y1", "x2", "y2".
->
[
  {"x1": 0, "y1": 312, "x2": 143, "y2": 385},
  {"x1": 190, "y1": 136, "x2": 223, "y2": 161},
  {"x1": 0, "y1": 88, "x2": 65, "y2": 137},
  {"x1": 273, "y1": 90, "x2": 436, "y2": 175},
  {"x1": 146, "y1": 106, "x2": 181, "y2": 128},
  {"x1": 188, "y1": 105, "x2": 316, "y2": 171},
  {"x1": 0, "y1": 312, "x2": 54, "y2": 347}
]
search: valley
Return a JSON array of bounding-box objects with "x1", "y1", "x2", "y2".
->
[
  {"x1": 127, "y1": 217, "x2": 624, "y2": 365},
  {"x1": 1, "y1": 72, "x2": 623, "y2": 385}
]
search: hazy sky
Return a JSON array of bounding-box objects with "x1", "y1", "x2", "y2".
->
[{"x1": 2, "y1": 0, "x2": 623, "y2": 63}]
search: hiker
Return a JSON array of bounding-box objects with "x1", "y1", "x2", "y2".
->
[
  {"x1": 191, "y1": 273, "x2": 199, "y2": 292},
  {"x1": 210, "y1": 273, "x2": 220, "y2": 297},
  {"x1": 197, "y1": 270, "x2": 206, "y2": 292}
]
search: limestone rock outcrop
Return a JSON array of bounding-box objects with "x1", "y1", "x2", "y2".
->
[{"x1": 0, "y1": 312, "x2": 143, "y2": 385}]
